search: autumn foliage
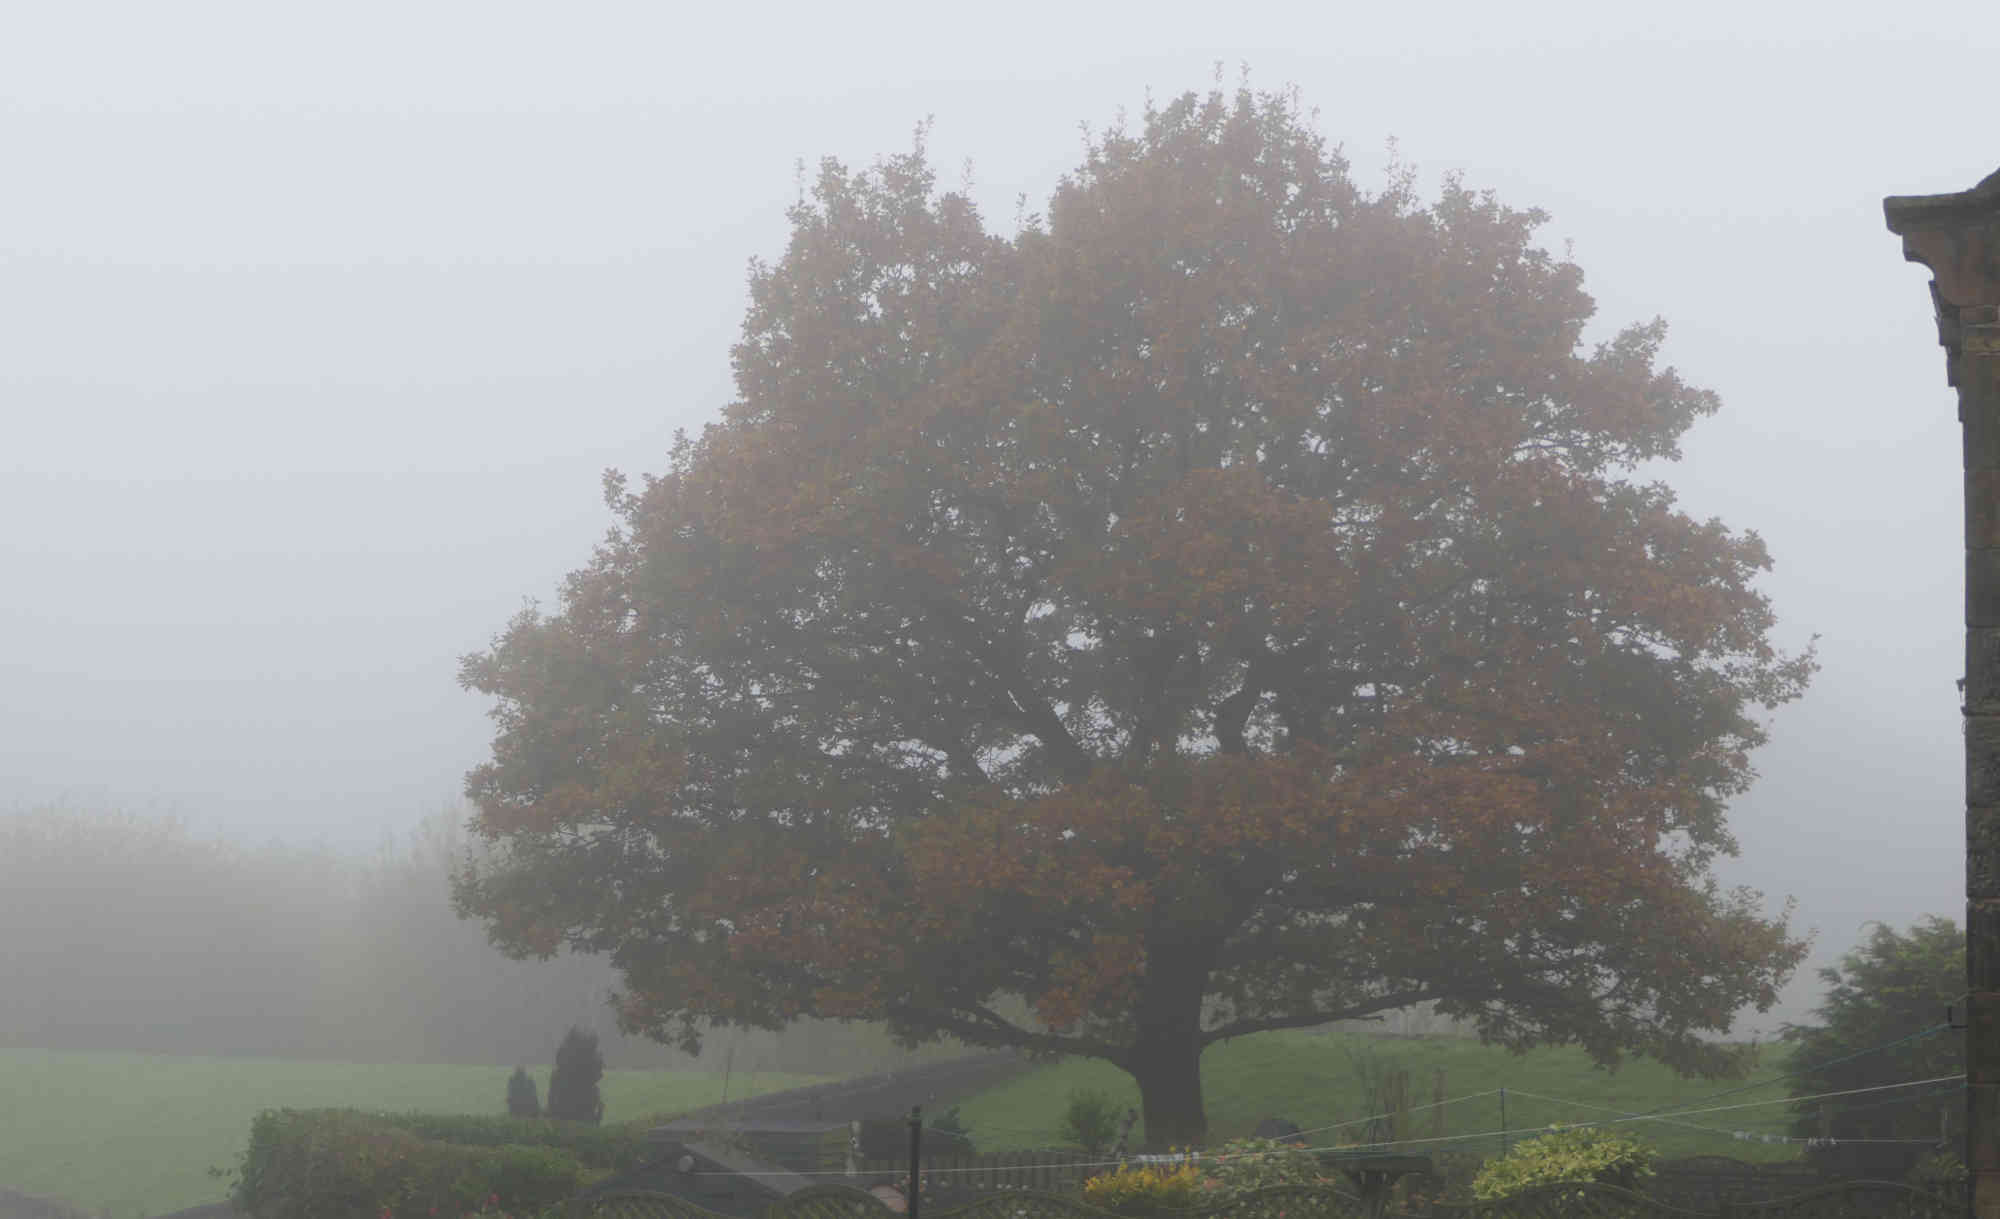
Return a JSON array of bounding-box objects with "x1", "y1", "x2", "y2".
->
[{"x1": 455, "y1": 86, "x2": 1811, "y2": 1147}]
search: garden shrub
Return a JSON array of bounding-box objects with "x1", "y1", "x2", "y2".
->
[
  {"x1": 929, "y1": 1105, "x2": 975, "y2": 1155},
  {"x1": 233, "y1": 1108, "x2": 584, "y2": 1219},
  {"x1": 547, "y1": 1026, "x2": 606, "y2": 1124},
  {"x1": 1058, "y1": 1088, "x2": 1125, "y2": 1156},
  {"x1": 1201, "y1": 1137, "x2": 1332, "y2": 1196},
  {"x1": 1399, "y1": 1150, "x2": 1482, "y2": 1210},
  {"x1": 1082, "y1": 1163, "x2": 1207, "y2": 1217},
  {"x1": 506, "y1": 1067, "x2": 540, "y2": 1119},
  {"x1": 1471, "y1": 1126, "x2": 1656, "y2": 1200},
  {"x1": 369, "y1": 1112, "x2": 652, "y2": 1172},
  {"x1": 1909, "y1": 1151, "x2": 1968, "y2": 1192}
]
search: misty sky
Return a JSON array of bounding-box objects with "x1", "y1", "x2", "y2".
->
[{"x1": 4, "y1": 1, "x2": 1994, "y2": 1028}]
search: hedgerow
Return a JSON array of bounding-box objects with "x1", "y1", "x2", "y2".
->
[
  {"x1": 368, "y1": 1112, "x2": 653, "y2": 1171},
  {"x1": 232, "y1": 1109, "x2": 584, "y2": 1219}
]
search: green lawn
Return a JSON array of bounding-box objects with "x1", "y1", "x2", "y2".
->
[
  {"x1": 953, "y1": 1029, "x2": 1803, "y2": 1163},
  {"x1": 0, "y1": 1049, "x2": 827, "y2": 1219},
  {"x1": 2, "y1": 1033, "x2": 1813, "y2": 1218}
]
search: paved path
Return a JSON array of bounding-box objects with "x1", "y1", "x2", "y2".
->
[
  {"x1": 664, "y1": 1050, "x2": 1035, "y2": 1126},
  {"x1": 0, "y1": 1188, "x2": 94, "y2": 1219}
]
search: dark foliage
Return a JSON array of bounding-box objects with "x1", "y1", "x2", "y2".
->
[
  {"x1": 507, "y1": 1065, "x2": 541, "y2": 1118},
  {"x1": 930, "y1": 1105, "x2": 976, "y2": 1154},
  {"x1": 1781, "y1": 916, "x2": 1964, "y2": 1180},
  {"x1": 371, "y1": 1111, "x2": 651, "y2": 1171},
  {"x1": 231, "y1": 1108, "x2": 582, "y2": 1219},
  {"x1": 547, "y1": 1025, "x2": 607, "y2": 1124}
]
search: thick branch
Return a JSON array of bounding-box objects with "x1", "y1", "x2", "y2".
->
[
  {"x1": 939, "y1": 736, "x2": 992, "y2": 786},
  {"x1": 918, "y1": 594, "x2": 1093, "y2": 781},
  {"x1": 891, "y1": 1003, "x2": 1132, "y2": 1067},
  {"x1": 1198, "y1": 988, "x2": 1454, "y2": 1046},
  {"x1": 1212, "y1": 646, "x2": 1286, "y2": 755}
]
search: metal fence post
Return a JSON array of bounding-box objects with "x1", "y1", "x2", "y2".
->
[{"x1": 907, "y1": 1105, "x2": 922, "y2": 1219}]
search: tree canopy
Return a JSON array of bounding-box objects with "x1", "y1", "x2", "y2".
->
[
  {"x1": 455, "y1": 86, "x2": 1812, "y2": 1146},
  {"x1": 1782, "y1": 917, "x2": 1964, "y2": 1179}
]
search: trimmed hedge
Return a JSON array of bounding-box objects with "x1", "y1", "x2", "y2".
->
[
  {"x1": 368, "y1": 1113, "x2": 654, "y2": 1172},
  {"x1": 234, "y1": 1109, "x2": 585, "y2": 1219}
]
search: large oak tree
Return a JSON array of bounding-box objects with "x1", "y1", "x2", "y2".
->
[{"x1": 456, "y1": 88, "x2": 1811, "y2": 1147}]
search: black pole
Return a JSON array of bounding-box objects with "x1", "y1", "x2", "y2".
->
[
  {"x1": 907, "y1": 1105, "x2": 923, "y2": 1219},
  {"x1": 1499, "y1": 1088, "x2": 1509, "y2": 1157}
]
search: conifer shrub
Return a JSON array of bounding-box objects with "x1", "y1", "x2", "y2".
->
[
  {"x1": 506, "y1": 1066, "x2": 540, "y2": 1119},
  {"x1": 546, "y1": 1026, "x2": 606, "y2": 1124}
]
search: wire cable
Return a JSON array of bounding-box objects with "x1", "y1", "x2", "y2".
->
[
  {"x1": 666, "y1": 1071, "x2": 1969, "y2": 1177},
  {"x1": 1627, "y1": 1022, "x2": 1950, "y2": 1125},
  {"x1": 1282, "y1": 1088, "x2": 1506, "y2": 1140}
]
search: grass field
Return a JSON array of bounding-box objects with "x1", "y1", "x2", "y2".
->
[
  {"x1": 0, "y1": 1049, "x2": 827, "y2": 1219},
  {"x1": 3, "y1": 1033, "x2": 1815, "y2": 1218},
  {"x1": 953, "y1": 1029, "x2": 1804, "y2": 1163}
]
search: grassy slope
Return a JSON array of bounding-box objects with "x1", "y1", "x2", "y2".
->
[
  {"x1": 3, "y1": 1032, "x2": 1810, "y2": 1217},
  {"x1": 954, "y1": 1029, "x2": 1802, "y2": 1163},
  {"x1": 0, "y1": 1049, "x2": 826, "y2": 1219}
]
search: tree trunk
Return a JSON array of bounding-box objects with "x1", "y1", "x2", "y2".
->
[{"x1": 1128, "y1": 1034, "x2": 1208, "y2": 1150}]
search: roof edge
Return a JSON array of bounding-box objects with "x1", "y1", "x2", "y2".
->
[{"x1": 1886, "y1": 166, "x2": 2000, "y2": 233}]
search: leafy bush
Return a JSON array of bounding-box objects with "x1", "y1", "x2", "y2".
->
[
  {"x1": 233, "y1": 1108, "x2": 583, "y2": 1219},
  {"x1": 1082, "y1": 1163, "x2": 1207, "y2": 1217},
  {"x1": 1201, "y1": 1137, "x2": 1331, "y2": 1196},
  {"x1": 368, "y1": 1112, "x2": 652, "y2": 1171},
  {"x1": 1401, "y1": 1150, "x2": 1482, "y2": 1209},
  {"x1": 1471, "y1": 1126, "x2": 1656, "y2": 1200},
  {"x1": 547, "y1": 1026, "x2": 605, "y2": 1124},
  {"x1": 1782, "y1": 917, "x2": 1964, "y2": 1179},
  {"x1": 1909, "y1": 1151, "x2": 1968, "y2": 1192},
  {"x1": 929, "y1": 1106, "x2": 975, "y2": 1154},
  {"x1": 506, "y1": 1067, "x2": 540, "y2": 1119},
  {"x1": 1058, "y1": 1088, "x2": 1125, "y2": 1156}
]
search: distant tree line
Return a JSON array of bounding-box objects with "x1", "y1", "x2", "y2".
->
[{"x1": 0, "y1": 804, "x2": 958, "y2": 1070}]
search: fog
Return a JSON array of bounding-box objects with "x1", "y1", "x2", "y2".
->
[
  {"x1": 0, "y1": 804, "x2": 953, "y2": 1072},
  {"x1": 3, "y1": 0, "x2": 1993, "y2": 1043}
]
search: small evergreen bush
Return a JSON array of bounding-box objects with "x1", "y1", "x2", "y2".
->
[
  {"x1": 506, "y1": 1067, "x2": 540, "y2": 1119},
  {"x1": 546, "y1": 1026, "x2": 606, "y2": 1124},
  {"x1": 929, "y1": 1106, "x2": 975, "y2": 1154}
]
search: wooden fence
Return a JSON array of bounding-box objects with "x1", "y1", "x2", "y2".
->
[
  {"x1": 570, "y1": 1179, "x2": 1962, "y2": 1219},
  {"x1": 1645, "y1": 1158, "x2": 1826, "y2": 1213}
]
